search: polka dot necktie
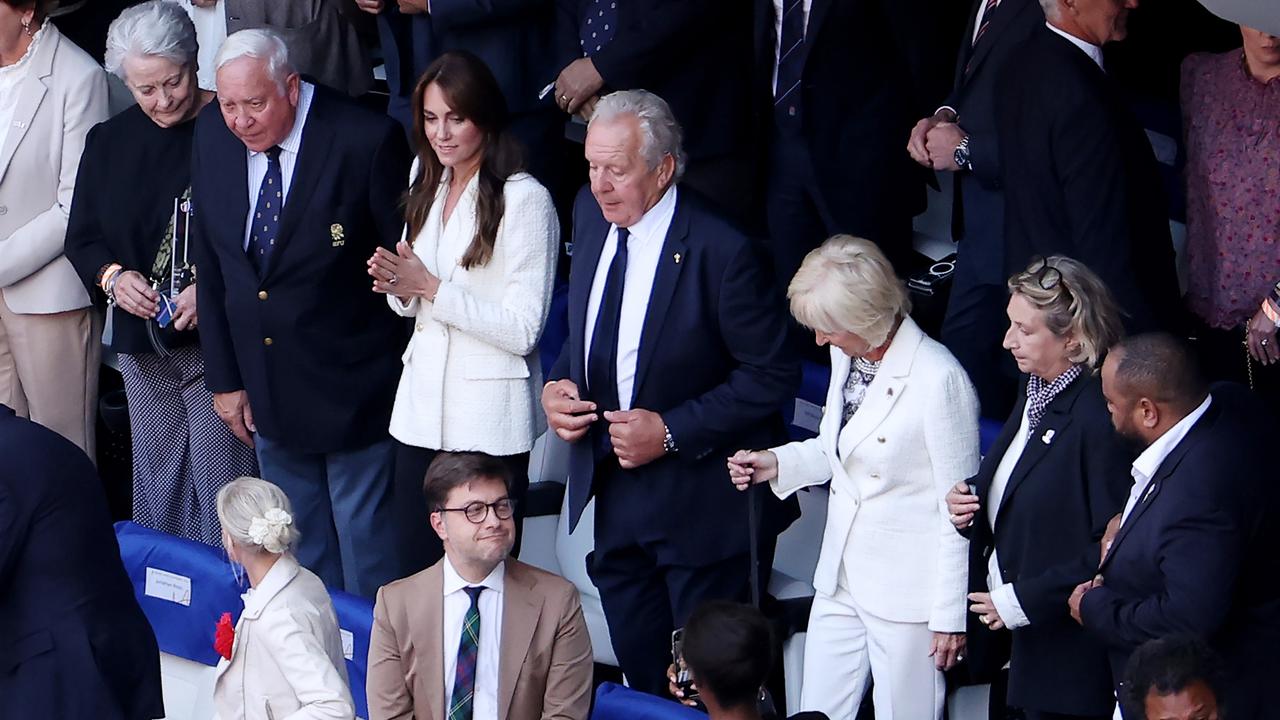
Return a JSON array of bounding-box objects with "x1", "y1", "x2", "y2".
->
[
  {"x1": 247, "y1": 146, "x2": 282, "y2": 277},
  {"x1": 579, "y1": 0, "x2": 618, "y2": 56}
]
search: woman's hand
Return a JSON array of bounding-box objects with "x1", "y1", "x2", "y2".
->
[
  {"x1": 171, "y1": 284, "x2": 198, "y2": 331},
  {"x1": 114, "y1": 270, "x2": 160, "y2": 320},
  {"x1": 929, "y1": 632, "x2": 966, "y2": 671},
  {"x1": 1246, "y1": 306, "x2": 1278, "y2": 365},
  {"x1": 946, "y1": 480, "x2": 980, "y2": 529},
  {"x1": 727, "y1": 449, "x2": 778, "y2": 490},
  {"x1": 369, "y1": 241, "x2": 439, "y2": 301},
  {"x1": 968, "y1": 592, "x2": 1006, "y2": 631}
]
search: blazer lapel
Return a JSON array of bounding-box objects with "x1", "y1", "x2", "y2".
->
[
  {"x1": 796, "y1": 0, "x2": 834, "y2": 72},
  {"x1": 992, "y1": 375, "x2": 1085, "y2": 528},
  {"x1": 568, "y1": 216, "x2": 609, "y2": 384},
  {"x1": 834, "y1": 319, "x2": 923, "y2": 461},
  {"x1": 960, "y1": 0, "x2": 1030, "y2": 82},
  {"x1": 497, "y1": 561, "x2": 542, "y2": 720},
  {"x1": 975, "y1": 393, "x2": 1027, "y2": 498},
  {"x1": 0, "y1": 29, "x2": 55, "y2": 183},
  {"x1": 630, "y1": 199, "x2": 689, "y2": 404},
  {"x1": 264, "y1": 99, "x2": 334, "y2": 281},
  {"x1": 420, "y1": 565, "x2": 447, "y2": 720},
  {"x1": 822, "y1": 349, "x2": 850, "y2": 460}
]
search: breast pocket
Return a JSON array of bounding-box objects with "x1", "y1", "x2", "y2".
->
[{"x1": 462, "y1": 354, "x2": 530, "y2": 381}]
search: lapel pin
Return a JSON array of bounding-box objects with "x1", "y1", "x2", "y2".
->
[
  {"x1": 673, "y1": 252, "x2": 682, "y2": 264},
  {"x1": 1041, "y1": 428, "x2": 1056, "y2": 444},
  {"x1": 330, "y1": 223, "x2": 345, "y2": 247},
  {"x1": 886, "y1": 387, "x2": 893, "y2": 396},
  {"x1": 13, "y1": 120, "x2": 25, "y2": 129},
  {"x1": 1141, "y1": 482, "x2": 1158, "y2": 504}
]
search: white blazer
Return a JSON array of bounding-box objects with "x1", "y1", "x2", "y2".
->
[
  {"x1": 770, "y1": 316, "x2": 978, "y2": 631},
  {"x1": 213, "y1": 554, "x2": 355, "y2": 720},
  {"x1": 0, "y1": 24, "x2": 106, "y2": 314},
  {"x1": 388, "y1": 168, "x2": 558, "y2": 455}
]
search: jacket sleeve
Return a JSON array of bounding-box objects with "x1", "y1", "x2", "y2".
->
[
  {"x1": 260, "y1": 604, "x2": 356, "y2": 720},
  {"x1": 0, "y1": 61, "x2": 107, "y2": 287},
  {"x1": 191, "y1": 125, "x2": 245, "y2": 395},
  {"x1": 367, "y1": 587, "x2": 417, "y2": 720},
  {"x1": 63, "y1": 122, "x2": 111, "y2": 296},
  {"x1": 662, "y1": 241, "x2": 800, "y2": 459},
  {"x1": 923, "y1": 364, "x2": 980, "y2": 632},
  {"x1": 541, "y1": 586, "x2": 594, "y2": 720},
  {"x1": 431, "y1": 181, "x2": 559, "y2": 355},
  {"x1": 770, "y1": 437, "x2": 833, "y2": 499}
]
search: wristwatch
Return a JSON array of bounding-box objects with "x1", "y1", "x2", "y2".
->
[
  {"x1": 953, "y1": 135, "x2": 973, "y2": 171},
  {"x1": 662, "y1": 424, "x2": 678, "y2": 454}
]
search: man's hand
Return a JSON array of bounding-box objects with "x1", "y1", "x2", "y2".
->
[
  {"x1": 172, "y1": 284, "x2": 198, "y2": 331},
  {"x1": 926, "y1": 122, "x2": 967, "y2": 172},
  {"x1": 1068, "y1": 577, "x2": 1102, "y2": 625},
  {"x1": 967, "y1": 592, "x2": 1006, "y2": 631},
  {"x1": 397, "y1": 0, "x2": 427, "y2": 14},
  {"x1": 213, "y1": 390, "x2": 256, "y2": 448},
  {"x1": 542, "y1": 380, "x2": 596, "y2": 443},
  {"x1": 604, "y1": 409, "x2": 667, "y2": 469},
  {"x1": 576, "y1": 95, "x2": 600, "y2": 122},
  {"x1": 355, "y1": 0, "x2": 384, "y2": 13},
  {"x1": 554, "y1": 58, "x2": 604, "y2": 116},
  {"x1": 1099, "y1": 512, "x2": 1122, "y2": 565},
  {"x1": 907, "y1": 109, "x2": 954, "y2": 167}
]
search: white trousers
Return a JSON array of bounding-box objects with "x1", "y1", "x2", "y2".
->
[{"x1": 799, "y1": 583, "x2": 945, "y2": 720}]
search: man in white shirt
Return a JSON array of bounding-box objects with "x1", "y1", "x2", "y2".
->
[
  {"x1": 1071, "y1": 333, "x2": 1280, "y2": 716},
  {"x1": 367, "y1": 452, "x2": 594, "y2": 720}
]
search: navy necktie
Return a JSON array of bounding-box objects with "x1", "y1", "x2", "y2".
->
[
  {"x1": 587, "y1": 228, "x2": 629, "y2": 459},
  {"x1": 448, "y1": 586, "x2": 484, "y2": 720},
  {"x1": 247, "y1": 146, "x2": 283, "y2": 277},
  {"x1": 774, "y1": 0, "x2": 806, "y2": 132},
  {"x1": 579, "y1": 0, "x2": 619, "y2": 56}
]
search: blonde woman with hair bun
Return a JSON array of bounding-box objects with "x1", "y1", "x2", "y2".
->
[
  {"x1": 213, "y1": 477, "x2": 355, "y2": 720},
  {"x1": 729, "y1": 235, "x2": 980, "y2": 720}
]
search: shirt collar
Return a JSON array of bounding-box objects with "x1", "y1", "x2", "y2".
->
[
  {"x1": 617, "y1": 184, "x2": 678, "y2": 245},
  {"x1": 442, "y1": 555, "x2": 505, "y2": 597},
  {"x1": 1131, "y1": 394, "x2": 1212, "y2": 483},
  {"x1": 241, "y1": 553, "x2": 301, "y2": 618},
  {"x1": 248, "y1": 80, "x2": 314, "y2": 158},
  {"x1": 1046, "y1": 22, "x2": 1105, "y2": 71}
]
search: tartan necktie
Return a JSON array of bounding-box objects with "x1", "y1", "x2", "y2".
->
[
  {"x1": 774, "y1": 0, "x2": 806, "y2": 131},
  {"x1": 579, "y1": 0, "x2": 619, "y2": 56},
  {"x1": 448, "y1": 586, "x2": 485, "y2": 720},
  {"x1": 247, "y1": 146, "x2": 283, "y2": 277},
  {"x1": 587, "y1": 228, "x2": 629, "y2": 460}
]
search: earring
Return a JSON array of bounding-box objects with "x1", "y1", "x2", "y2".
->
[{"x1": 21, "y1": 19, "x2": 33, "y2": 37}]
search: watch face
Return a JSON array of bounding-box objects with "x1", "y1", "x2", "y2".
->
[{"x1": 954, "y1": 145, "x2": 969, "y2": 167}]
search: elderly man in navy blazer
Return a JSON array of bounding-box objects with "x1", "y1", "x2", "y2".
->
[
  {"x1": 1073, "y1": 333, "x2": 1280, "y2": 717},
  {"x1": 542, "y1": 89, "x2": 799, "y2": 696},
  {"x1": 192, "y1": 29, "x2": 411, "y2": 597}
]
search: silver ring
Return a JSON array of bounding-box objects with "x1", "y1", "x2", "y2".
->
[
  {"x1": 979, "y1": 615, "x2": 991, "y2": 625},
  {"x1": 389, "y1": 274, "x2": 398, "y2": 286},
  {"x1": 1263, "y1": 338, "x2": 1270, "y2": 347},
  {"x1": 957, "y1": 655, "x2": 964, "y2": 662}
]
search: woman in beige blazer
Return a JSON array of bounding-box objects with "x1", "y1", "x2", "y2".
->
[
  {"x1": 214, "y1": 477, "x2": 355, "y2": 720},
  {"x1": 729, "y1": 236, "x2": 979, "y2": 720},
  {"x1": 0, "y1": 0, "x2": 107, "y2": 455},
  {"x1": 366, "y1": 52, "x2": 557, "y2": 577}
]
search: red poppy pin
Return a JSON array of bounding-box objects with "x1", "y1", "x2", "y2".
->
[{"x1": 214, "y1": 612, "x2": 235, "y2": 661}]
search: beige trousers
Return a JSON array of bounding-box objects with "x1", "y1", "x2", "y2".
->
[{"x1": 0, "y1": 292, "x2": 100, "y2": 459}]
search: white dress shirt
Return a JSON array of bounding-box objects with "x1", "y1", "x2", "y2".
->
[
  {"x1": 771, "y1": 0, "x2": 813, "y2": 93},
  {"x1": 1046, "y1": 22, "x2": 1105, "y2": 70},
  {"x1": 582, "y1": 184, "x2": 678, "y2": 411},
  {"x1": 985, "y1": 402, "x2": 1032, "y2": 629},
  {"x1": 1120, "y1": 395, "x2": 1213, "y2": 526},
  {"x1": 241, "y1": 81, "x2": 315, "y2": 251},
  {"x1": 442, "y1": 558, "x2": 505, "y2": 720}
]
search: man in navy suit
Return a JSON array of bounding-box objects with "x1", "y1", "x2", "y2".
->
[
  {"x1": 541, "y1": 90, "x2": 799, "y2": 696},
  {"x1": 0, "y1": 405, "x2": 164, "y2": 719},
  {"x1": 192, "y1": 29, "x2": 411, "y2": 597},
  {"x1": 1072, "y1": 333, "x2": 1280, "y2": 717}
]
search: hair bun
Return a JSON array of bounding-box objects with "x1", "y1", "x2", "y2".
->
[{"x1": 247, "y1": 508, "x2": 293, "y2": 554}]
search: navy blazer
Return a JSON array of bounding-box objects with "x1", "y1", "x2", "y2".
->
[
  {"x1": 1081, "y1": 384, "x2": 1280, "y2": 716},
  {"x1": 549, "y1": 186, "x2": 799, "y2": 565},
  {"x1": 960, "y1": 373, "x2": 1132, "y2": 716},
  {"x1": 0, "y1": 406, "x2": 163, "y2": 719},
  {"x1": 192, "y1": 85, "x2": 412, "y2": 453}
]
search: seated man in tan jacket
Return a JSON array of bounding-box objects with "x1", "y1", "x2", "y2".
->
[{"x1": 368, "y1": 451, "x2": 593, "y2": 720}]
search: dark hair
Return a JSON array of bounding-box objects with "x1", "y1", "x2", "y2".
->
[
  {"x1": 4, "y1": 0, "x2": 55, "y2": 25},
  {"x1": 1110, "y1": 333, "x2": 1209, "y2": 410},
  {"x1": 422, "y1": 452, "x2": 512, "y2": 511},
  {"x1": 1121, "y1": 636, "x2": 1225, "y2": 719},
  {"x1": 682, "y1": 601, "x2": 774, "y2": 710},
  {"x1": 405, "y1": 51, "x2": 523, "y2": 270}
]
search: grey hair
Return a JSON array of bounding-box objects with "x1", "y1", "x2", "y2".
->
[
  {"x1": 589, "y1": 90, "x2": 688, "y2": 183},
  {"x1": 787, "y1": 235, "x2": 911, "y2": 347},
  {"x1": 1038, "y1": 0, "x2": 1062, "y2": 22},
  {"x1": 103, "y1": 1, "x2": 198, "y2": 82},
  {"x1": 214, "y1": 28, "x2": 295, "y2": 94},
  {"x1": 216, "y1": 477, "x2": 300, "y2": 556}
]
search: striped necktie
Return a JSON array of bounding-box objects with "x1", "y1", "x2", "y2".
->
[
  {"x1": 964, "y1": 0, "x2": 1001, "y2": 75},
  {"x1": 774, "y1": 0, "x2": 806, "y2": 131},
  {"x1": 448, "y1": 586, "x2": 485, "y2": 720}
]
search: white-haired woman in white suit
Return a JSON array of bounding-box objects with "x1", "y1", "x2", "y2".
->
[
  {"x1": 729, "y1": 235, "x2": 978, "y2": 720},
  {"x1": 213, "y1": 477, "x2": 354, "y2": 720}
]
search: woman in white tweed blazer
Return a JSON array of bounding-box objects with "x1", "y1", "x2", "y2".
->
[
  {"x1": 367, "y1": 51, "x2": 557, "y2": 576},
  {"x1": 729, "y1": 235, "x2": 978, "y2": 720}
]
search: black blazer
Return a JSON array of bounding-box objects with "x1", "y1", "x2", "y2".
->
[
  {"x1": 553, "y1": 0, "x2": 754, "y2": 163},
  {"x1": 0, "y1": 406, "x2": 163, "y2": 719},
  {"x1": 191, "y1": 85, "x2": 412, "y2": 453},
  {"x1": 961, "y1": 372, "x2": 1132, "y2": 716},
  {"x1": 1080, "y1": 384, "x2": 1280, "y2": 716},
  {"x1": 548, "y1": 186, "x2": 799, "y2": 565},
  {"x1": 995, "y1": 26, "x2": 1180, "y2": 332},
  {"x1": 940, "y1": 0, "x2": 1043, "y2": 286},
  {"x1": 750, "y1": 0, "x2": 949, "y2": 243}
]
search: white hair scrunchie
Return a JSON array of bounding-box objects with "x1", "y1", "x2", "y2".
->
[{"x1": 246, "y1": 507, "x2": 293, "y2": 554}]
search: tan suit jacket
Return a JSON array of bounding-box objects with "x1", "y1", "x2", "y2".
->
[
  {"x1": 0, "y1": 24, "x2": 106, "y2": 314},
  {"x1": 368, "y1": 558, "x2": 593, "y2": 720}
]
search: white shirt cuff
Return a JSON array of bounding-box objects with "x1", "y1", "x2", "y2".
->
[
  {"x1": 989, "y1": 583, "x2": 1031, "y2": 629},
  {"x1": 935, "y1": 105, "x2": 958, "y2": 120}
]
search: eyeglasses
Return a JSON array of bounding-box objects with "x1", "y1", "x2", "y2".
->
[
  {"x1": 1025, "y1": 256, "x2": 1064, "y2": 292},
  {"x1": 435, "y1": 498, "x2": 516, "y2": 524}
]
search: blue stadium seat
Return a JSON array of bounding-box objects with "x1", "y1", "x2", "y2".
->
[
  {"x1": 328, "y1": 589, "x2": 374, "y2": 720},
  {"x1": 591, "y1": 682, "x2": 707, "y2": 720}
]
